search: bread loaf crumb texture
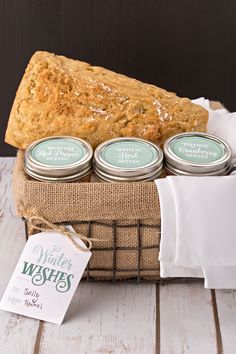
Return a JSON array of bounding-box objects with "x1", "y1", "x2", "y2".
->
[{"x1": 5, "y1": 51, "x2": 208, "y2": 149}]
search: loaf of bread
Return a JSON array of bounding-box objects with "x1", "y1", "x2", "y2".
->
[{"x1": 5, "y1": 51, "x2": 208, "y2": 149}]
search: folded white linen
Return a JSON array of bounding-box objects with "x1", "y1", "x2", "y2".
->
[
  {"x1": 156, "y1": 98, "x2": 236, "y2": 288},
  {"x1": 156, "y1": 175, "x2": 236, "y2": 288},
  {"x1": 203, "y1": 267, "x2": 236, "y2": 289},
  {"x1": 157, "y1": 177, "x2": 203, "y2": 279}
]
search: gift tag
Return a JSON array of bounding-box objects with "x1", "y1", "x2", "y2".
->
[{"x1": 0, "y1": 226, "x2": 91, "y2": 325}]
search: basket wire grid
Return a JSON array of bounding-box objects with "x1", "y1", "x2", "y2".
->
[{"x1": 23, "y1": 218, "x2": 202, "y2": 285}]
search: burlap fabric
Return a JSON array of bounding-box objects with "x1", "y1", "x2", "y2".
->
[{"x1": 13, "y1": 150, "x2": 161, "y2": 281}]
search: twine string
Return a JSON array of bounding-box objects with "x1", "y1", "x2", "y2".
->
[{"x1": 28, "y1": 216, "x2": 100, "y2": 252}]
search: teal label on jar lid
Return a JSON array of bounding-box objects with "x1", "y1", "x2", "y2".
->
[
  {"x1": 31, "y1": 138, "x2": 86, "y2": 166},
  {"x1": 170, "y1": 136, "x2": 225, "y2": 164},
  {"x1": 101, "y1": 140, "x2": 159, "y2": 168}
]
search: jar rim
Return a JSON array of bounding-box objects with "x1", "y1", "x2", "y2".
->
[
  {"x1": 94, "y1": 163, "x2": 163, "y2": 182},
  {"x1": 165, "y1": 162, "x2": 231, "y2": 176},
  {"x1": 24, "y1": 163, "x2": 92, "y2": 182}
]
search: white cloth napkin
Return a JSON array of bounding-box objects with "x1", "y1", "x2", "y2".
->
[
  {"x1": 192, "y1": 98, "x2": 236, "y2": 168},
  {"x1": 155, "y1": 98, "x2": 236, "y2": 288}
]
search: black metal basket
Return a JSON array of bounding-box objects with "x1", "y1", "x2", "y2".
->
[{"x1": 23, "y1": 217, "x2": 201, "y2": 285}]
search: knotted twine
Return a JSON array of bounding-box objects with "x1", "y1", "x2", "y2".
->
[{"x1": 28, "y1": 216, "x2": 101, "y2": 252}]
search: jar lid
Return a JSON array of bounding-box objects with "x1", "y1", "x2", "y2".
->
[
  {"x1": 94, "y1": 137, "x2": 163, "y2": 181},
  {"x1": 164, "y1": 132, "x2": 232, "y2": 176},
  {"x1": 24, "y1": 136, "x2": 93, "y2": 180}
]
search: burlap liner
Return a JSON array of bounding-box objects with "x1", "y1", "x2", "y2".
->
[
  {"x1": 14, "y1": 151, "x2": 160, "y2": 221},
  {"x1": 13, "y1": 150, "x2": 161, "y2": 280}
]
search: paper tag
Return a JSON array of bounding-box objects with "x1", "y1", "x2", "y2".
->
[{"x1": 0, "y1": 226, "x2": 91, "y2": 325}]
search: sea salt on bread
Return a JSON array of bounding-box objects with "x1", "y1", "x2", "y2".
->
[{"x1": 5, "y1": 51, "x2": 208, "y2": 149}]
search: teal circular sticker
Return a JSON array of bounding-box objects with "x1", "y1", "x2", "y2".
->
[
  {"x1": 31, "y1": 139, "x2": 86, "y2": 166},
  {"x1": 101, "y1": 141, "x2": 158, "y2": 169},
  {"x1": 170, "y1": 136, "x2": 225, "y2": 164}
]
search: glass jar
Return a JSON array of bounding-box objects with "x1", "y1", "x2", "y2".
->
[
  {"x1": 24, "y1": 136, "x2": 93, "y2": 182},
  {"x1": 94, "y1": 137, "x2": 163, "y2": 182},
  {"x1": 164, "y1": 132, "x2": 232, "y2": 176}
]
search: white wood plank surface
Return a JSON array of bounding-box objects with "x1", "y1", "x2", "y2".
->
[
  {"x1": 159, "y1": 283, "x2": 217, "y2": 354},
  {"x1": 0, "y1": 157, "x2": 15, "y2": 217},
  {"x1": 38, "y1": 282, "x2": 156, "y2": 354},
  {"x1": 0, "y1": 158, "x2": 40, "y2": 354},
  {"x1": 0, "y1": 216, "x2": 40, "y2": 354},
  {"x1": 216, "y1": 290, "x2": 236, "y2": 354}
]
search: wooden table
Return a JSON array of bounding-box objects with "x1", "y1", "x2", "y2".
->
[{"x1": 0, "y1": 157, "x2": 235, "y2": 354}]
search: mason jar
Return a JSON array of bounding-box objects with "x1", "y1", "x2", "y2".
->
[
  {"x1": 24, "y1": 136, "x2": 93, "y2": 182},
  {"x1": 163, "y1": 132, "x2": 232, "y2": 176},
  {"x1": 94, "y1": 137, "x2": 163, "y2": 182}
]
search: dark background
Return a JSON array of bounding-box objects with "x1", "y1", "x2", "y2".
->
[{"x1": 1, "y1": 0, "x2": 236, "y2": 156}]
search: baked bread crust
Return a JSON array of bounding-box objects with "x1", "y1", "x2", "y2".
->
[{"x1": 5, "y1": 51, "x2": 208, "y2": 149}]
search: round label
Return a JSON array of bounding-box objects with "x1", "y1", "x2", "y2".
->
[
  {"x1": 31, "y1": 138, "x2": 86, "y2": 166},
  {"x1": 170, "y1": 136, "x2": 225, "y2": 164},
  {"x1": 101, "y1": 141, "x2": 159, "y2": 169}
]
